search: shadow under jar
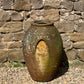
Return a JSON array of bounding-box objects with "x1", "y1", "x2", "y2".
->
[{"x1": 23, "y1": 20, "x2": 63, "y2": 82}]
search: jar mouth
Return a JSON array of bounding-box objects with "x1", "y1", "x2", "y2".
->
[{"x1": 31, "y1": 20, "x2": 53, "y2": 26}]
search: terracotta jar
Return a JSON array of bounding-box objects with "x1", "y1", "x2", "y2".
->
[{"x1": 23, "y1": 20, "x2": 63, "y2": 82}]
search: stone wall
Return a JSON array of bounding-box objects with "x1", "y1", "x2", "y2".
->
[{"x1": 0, "y1": 0, "x2": 84, "y2": 63}]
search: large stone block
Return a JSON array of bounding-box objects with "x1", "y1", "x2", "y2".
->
[
  {"x1": 0, "y1": 22, "x2": 6, "y2": 27},
  {"x1": 30, "y1": 10, "x2": 42, "y2": 20},
  {"x1": 1, "y1": 0, "x2": 13, "y2": 9},
  {"x1": 31, "y1": 0, "x2": 43, "y2": 9},
  {"x1": 42, "y1": 9, "x2": 59, "y2": 21},
  {"x1": 9, "y1": 42, "x2": 23, "y2": 49},
  {"x1": 76, "y1": 22, "x2": 84, "y2": 32},
  {"x1": 73, "y1": 41, "x2": 84, "y2": 49},
  {"x1": 61, "y1": 14, "x2": 80, "y2": 21},
  {"x1": 60, "y1": 9, "x2": 71, "y2": 16},
  {"x1": 61, "y1": 33, "x2": 72, "y2": 48},
  {"x1": 0, "y1": 33, "x2": 1, "y2": 42},
  {"x1": 3, "y1": 33, "x2": 14, "y2": 41},
  {"x1": 81, "y1": 12, "x2": 84, "y2": 19},
  {"x1": 0, "y1": 0, "x2": 1, "y2": 8},
  {"x1": 78, "y1": 49, "x2": 84, "y2": 61},
  {"x1": 0, "y1": 22, "x2": 23, "y2": 33},
  {"x1": 70, "y1": 33, "x2": 84, "y2": 41},
  {"x1": 14, "y1": 32, "x2": 25, "y2": 41},
  {"x1": 61, "y1": 1, "x2": 73, "y2": 11},
  {"x1": 0, "y1": 49, "x2": 7, "y2": 63},
  {"x1": 54, "y1": 21, "x2": 74, "y2": 33},
  {"x1": 14, "y1": 0, "x2": 31, "y2": 11},
  {"x1": 31, "y1": 9, "x2": 59, "y2": 21},
  {"x1": 0, "y1": 42, "x2": 5, "y2": 49},
  {"x1": 8, "y1": 48, "x2": 24, "y2": 62},
  {"x1": 11, "y1": 11, "x2": 23, "y2": 21},
  {"x1": 44, "y1": 0, "x2": 60, "y2": 9},
  {"x1": 74, "y1": 1, "x2": 84, "y2": 12},
  {"x1": 66, "y1": 49, "x2": 76, "y2": 61},
  {"x1": 0, "y1": 10, "x2": 10, "y2": 21},
  {"x1": 23, "y1": 19, "x2": 32, "y2": 32}
]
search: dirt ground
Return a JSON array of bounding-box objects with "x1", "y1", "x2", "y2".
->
[{"x1": 0, "y1": 62, "x2": 84, "y2": 84}]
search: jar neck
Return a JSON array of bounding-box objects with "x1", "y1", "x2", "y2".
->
[{"x1": 31, "y1": 20, "x2": 54, "y2": 27}]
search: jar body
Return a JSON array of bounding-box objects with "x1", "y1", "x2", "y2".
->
[{"x1": 23, "y1": 21, "x2": 63, "y2": 82}]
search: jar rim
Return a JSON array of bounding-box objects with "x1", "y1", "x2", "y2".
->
[{"x1": 31, "y1": 20, "x2": 53, "y2": 26}]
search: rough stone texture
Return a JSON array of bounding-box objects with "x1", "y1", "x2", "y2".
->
[
  {"x1": 0, "y1": 33, "x2": 1, "y2": 42},
  {"x1": 23, "y1": 19, "x2": 32, "y2": 32},
  {"x1": 3, "y1": 42, "x2": 13, "y2": 49},
  {"x1": 70, "y1": 33, "x2": 84, "y2": 41},
  {"x1": 14, "y1": 0, "x2": 31, "y2": 11},
  {"x1": 76, "y1": 22, "x2": 84, "y2": 32},
  {"x1": 31, "y1": 0, "x2": 43, "y2": 9},
  {"x1": 54, "y1": 21, "x2": 74, "y2": 33},
  {"x1": 0, "y1": 0, "x2": 84, "y2": 63},
  {"x1": 0, "y1": 42, "x2": 5, "y2": 49},
  {"x1": 0, "y1": 49, "x2": 7, "y2": 63},
  {"x1": 61, "y1": 1, "x2": 73, "y2": 11},
  {"x1": 30, "y1": 10, "x2": 42, "y2": 20},
  {"x1": 3, "y1": 33, "x2": 14, "y2": 41},
  {"x1": 78, "y1": 49, "x2": 84, "y2": 61},
  {"x1": 44, "y1": 0, "x2": 61, "y2": 9},
  {"x1": 0, "y1": 22, "x2": 23, "y2": 33},
  {"x1": 31, "y1": 9, "x2": 59, "y2": 21},
  {"x1": 1, "y1": 0, "x2": 13, "y2": 9},
  {"x1": 0, "y1": 22, "x2": 5, "y2": 27},
  {"x1": 73, "y1": 41, "x2": 84, "y2": 49},
  {"x1": 61, "y1": 14, "x2": 80, "y2": 21},
  {"x1": 60, "y1": 9, "x2": 70, "y2": 16},
  {"x1": 9, "y1": 42, "x2": 23, "y2": 49},
  {"x1": 0, "y1": 10, "x2": 10, "y2": 21},
  {"x1": 74, "y1": 1, "x2": 84, "y2": 12},
  {"x1": 66, "y1": 49, "x2": 76, "y2": 60},
  {"x1": 81, "y1": 12, "x2": 84, "y2": 18},
  {"x1": 0, "y1": 0, "x2": 1, "y2": 8},
  {"x1": 42, "y1": 9, "x2": 59, "y2": 21},
  {"x1": 8, "y1": 48, "x2": 24, "y2": 62},
  {"x1": 61, "y1": 33, "x2": 72, "y2": 48},
  {"x1": 22, "y1": 11, "x2": 30, "y2": 20},
  {"x1": 14, "y1": 32, "x2": 25, "y2": 41},
  {"x1": 11, "y1": 12, "x2": 23, "y2": 21},
  {"x1": 0, "y1": 67, "x2": 84, "y2": 84}
]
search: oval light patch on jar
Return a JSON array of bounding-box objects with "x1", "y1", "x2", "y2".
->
[{"x1": 35, "y1": 41, "x2": 49, "y2": 73}]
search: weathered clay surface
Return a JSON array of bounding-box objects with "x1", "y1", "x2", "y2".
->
[{"x1": 23, "y1": 20, "x2": 63, "y2": 81}]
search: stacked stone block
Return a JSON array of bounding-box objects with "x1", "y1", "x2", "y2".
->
[{"x1": 0, "y1": 0, "x2": 84, "y2": 63}]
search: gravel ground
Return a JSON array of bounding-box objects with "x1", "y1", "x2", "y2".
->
[{"x1": 0, "y1": 66, "x2": 84, "y2": 84}]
